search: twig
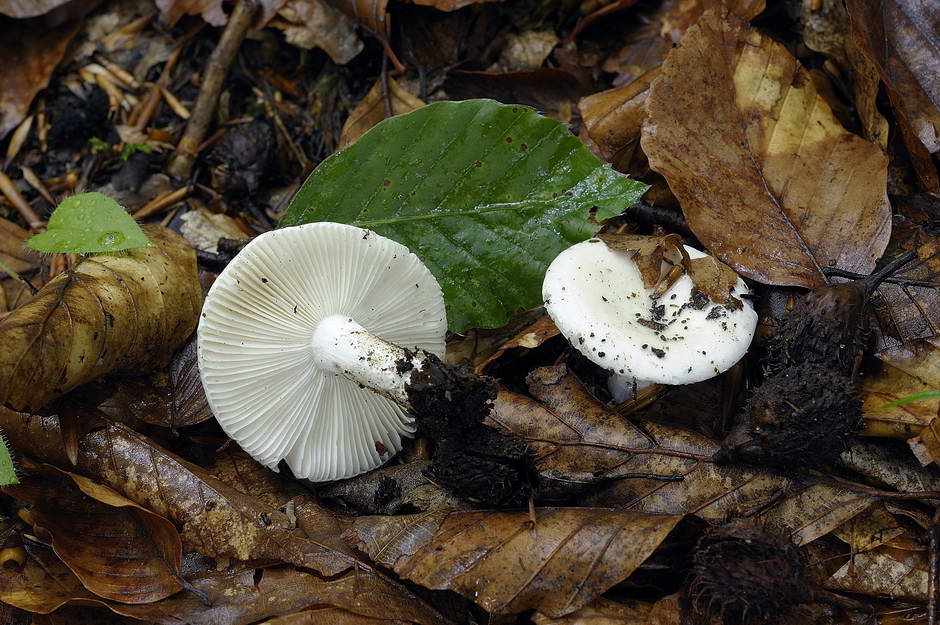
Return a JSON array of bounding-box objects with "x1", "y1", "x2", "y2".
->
[
  {"x1": 0, "y1": 171, "x2": 43, "y2": 230},
  {"x1": 166, "y1": 0, "x2": 258, "y2": 180},
  {"x1": 133, "y1": 187, "x2": 191, "y2": 219},
  {"x1": 931, "y1": 506, "x2": 940, "y2": 625}
]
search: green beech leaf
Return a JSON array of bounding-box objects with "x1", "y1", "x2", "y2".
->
[
  {"x1": 25, "y1": 192, "x2": 154, "y2": 254},
  {"x1": 280, "y1": 99, "x2": 648, "y2": 332},
  {"x1": 0, "y1": 432, "x2": 17, "y2": 485}
]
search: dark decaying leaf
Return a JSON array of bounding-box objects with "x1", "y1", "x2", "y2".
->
[
  {"x1": 100, "y1": 334, "x2": 212, "y2": 429},
  {"x1": 0, "y1": 226, "x2": 201, "y2": 412},
  {"x1": 0, "y1": 540, "x2": 106, "y2": 614},
  {"x1": 826, "y1": 546, "x2": 927, "y2": 602},
  {"x1": 872, "y1": 233, "x2": 940, "y2": 348},
  {"x1": 0, "y1": 407, "x2": 451, "y2": 625},
  {"x1": 531, "y1": 598, "x2": 653, "y2": 625},
  {"x1": 4, "y1": 466, "x2": 184, "y2": 604},
  {"x1": 491, "y1": 365, "x2": 876, "y2": 546},
  {"x1": 445, "y1": 69, "x2": 588, "y2": 121},
  {"x1": 642, "y1": 9, "x2": 891, "y2": 288},
  {"x1": 348, "y1": 507, "x2": 681, "y2": 617},
  {"x1": 263, "y1": 607, "x2": 411, "y2": 624},
  {"x1": 0, "y1": 18, "x2": 82, "y2": 139},
  {"x1": 845, "y1": 0, "x2": 940, "y2": 189},
  {"x1": 0, "y1": 0, "x2": 72, "y2": 17},
  {"x1": 0, "y1": 218, "x2": 39, "y2": 275}
]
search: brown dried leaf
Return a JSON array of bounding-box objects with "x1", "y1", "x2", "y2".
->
[
  {"x1": 0, "y1": 0, "x2": 71, "y2": 17},
  {"x1": 659, "y1": 0, "x2": 765, "y2": 42},
  {"x1": 597, "y1": 232, "x2": 680, "y2": 288},
  {"x1": 349, "y1": 508, "x2": 681, "y2": 617},
  {"x1": 801, "y1": 0, "x2": 889, "y2": 149},
  {"x1": 339, "y1": 78, "x2": 424, "y2": 149},
  {"x1": 873, "y1": 234, "x2": 940, "y2": 347},
  {"x1": 0, "y1": 218, "x2": 38, "y2": 275},
  {"x1": 0, "y1": 226, "x2": 201, "y2": 412},
  {"x1": 839, "y1": 440, "x2": 940, "y2": 495},
  {"x1": 683, "y1": 255, "x2": 743, "y2": 310},
  {"x1": 264, "y1": 608, "x2": 411, "y2": 624},
  {"x1": 0, "y1": 18, "x2": 81, "y2": 139},
  {"x1": 4, "y1": 467, "x2": 183, "y2": 604},
  {"x1": 409, "y1": 0, "x2": 500, "y2": 10},
  {"x1": 579, "y1": 67, "x2": 659, "y2": 174},
  {"x1": 493, "y1": 365, "x2": 874, "y2": 545},
  {"x1": 477, "y1": 314, "x2": 560, "y2": 374},
  {"x1": 860, "y1": 338, "x2": 940, "y2": 443},
  {"x1": 155, "y1": 0, "x2": 224, "y2": 26},
  {"x1": 0, "y1": 409, "x2": 450, "y2": 625},
  {"x1": 846, "y1": 0, "x2": 940, "y2": 160},
  {"x1": 446, "y1": 69, "x2": 588, "y2": 122},
  {"x1": 832, "y1": 503, "x2": 904, "y2": 553},
  {"x1": 826, "y1": 546, "x2": 927, "y2": 602},
  {"x1": 274, "y1": 0, "x2": 364, "y2": 64},
  {"x1": 0, "y1": 541, "x2": 105, "y2": 614},
  {"x1": 327, "y1": 0, "x2": 389, "y2": 44},
  {"x1": 642, "y1": 9, "x2": 891, "y2": 288},
  {"x1": 531, "y1": 598, "x2": 653, "y2": 625}
]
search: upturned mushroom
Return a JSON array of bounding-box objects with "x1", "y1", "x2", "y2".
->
[
  {"x1": 542, "y1": 236, "x2": 757, "y2": 401},
  {"x1": 197, "y1": 222, "x2": 447, "y2": 481}
]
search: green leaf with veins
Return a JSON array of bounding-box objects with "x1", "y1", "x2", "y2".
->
[
  {"x1": 280, "y1": 99, "x2": 648, "y2": 332},
  {"x1": 25, "y1": 192, "x2": 154, "y2": 254},
  {"x1": 0, "y1": 432, "x2": 17, "y2": 485}
]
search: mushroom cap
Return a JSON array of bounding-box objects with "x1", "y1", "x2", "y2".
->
[
  {"x1": 542, "y1": 238, "x2": 757, "y2": 385},
  {"x1": 197, "y1": 222, "x2": 446, "y2": 481}
]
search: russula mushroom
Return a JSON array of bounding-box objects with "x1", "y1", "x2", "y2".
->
[
  {"x1": 542, "y1": 237, "x2": 757, "y2": 401},
  {"x1": 197, "y1": 222, "x2": 447, "y2": 481}
]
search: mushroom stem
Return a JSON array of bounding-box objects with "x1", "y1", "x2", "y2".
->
[
  {"x1": 311, "y1": 314, "x2": 432, "y2": 407},
  {"x1": 607, "y1": 374, "x2": 655, "y2": 403}
]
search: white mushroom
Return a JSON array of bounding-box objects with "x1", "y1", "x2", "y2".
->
[
  {"x1": 197, "y1": 222, "x2": 447, "y2": 481},
  {"x1": 542, "y1": 237, "x2": 757, "y2": 402}
]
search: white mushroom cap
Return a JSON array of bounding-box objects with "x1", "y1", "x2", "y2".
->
[
  {"x1": 542, "y1": 238, "x2": 757, "y2": 387},
  {"x1": 197, "y1": 222, "x2": 446, "y2": 481}
]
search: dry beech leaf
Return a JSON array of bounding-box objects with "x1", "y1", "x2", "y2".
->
[
  {"x1": 860, "y1": 338, "x2": 940, "y2": 447},
  {"x1": 264, "y1": 607, "x2": 411, "y2": 624},
  {"x1": 319, "y1": 460, "x2": 433, "y2": 515},
  {"x1": 659, "y1": 0, "x2": 765, "y2": 42},
  {"x1": 328, "y1": 0, "x2": 389, "y2": 46},
  {"x1": 0, "y1": 226, "x2": 201, "y2": 412},
  {"x1": 597, "y1": 232, "x2": 679, "y2": 288},
  {"x1": 0, "y1": 19, "x2": 82, "y2": 139},
  {"x1": 579, "y1": 67, "x2": 660, "y2": 174},
  {"x1": 0, "y1": 408, "x2": 449, "y2": 625},
  {"x1": 831, "y1": 503, "x2": 904, "y2": 553},
  {"x1": 477, "y1": 314, "x2": 560, "y2": 374},
  {"x1": 839, "y1": 440, "x2": 940, "y2": 497},
  {"x1": 4, "y1": 467, "x2": 184, "y2": 604},
  {"x1": 642, "y1": 9, "x2": 891, "y2": 288},
  {"x1": 826, "y1": 546, "x2": 927, "y2": 602},
  {"x1": 100, "y1": 334, "x2": 212, "y2": 429},
  {"x1": 340, "y1": 78, "x2": 424, "y2": 149},
  {"x1": 274, "y1": 0, "x2": 364, "y2": 64},
  {"x1": 208, "y1": 448, "x2": 297, "y2": 509},
  {"x1": 846, "y1": 0, "x2": 940, "y2": 161},
  {"x1": 0, "y1": 540, "x2": 105, "y2": 614},
  {"x1": 531, "y1": 597, "x2": 653, "y2": 625},
  {"x1": 873, "y1": 235, "x2": 940, "y2": 347},
  {"x1": 646, "y1": 594, "x2": 682, "y2": 625},
  {"x1": 0, "y1": 218, "x2": 38, "y2": 275},
  {"x1": 0, "y1": 0, "x2": 71, "y2": 17},
  {"x1": 445, "y1": 69, "x2": 587, "y2": 123},
  {"x1": 348, "y1": 508, "x2": 681, "y2": 617},
  {"x1": 491, "y1": 365, "x2": 875, "y2": 545},
  {"x1": 800, "y1": 0, "x2": 889, "y2": 149},
  {"x1": 409, "y1": 0, "x2": 500, "y2": 11}
]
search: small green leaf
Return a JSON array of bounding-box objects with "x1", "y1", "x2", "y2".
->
[
  {"x1": 89, "y1": 136, "x2": 109, "y2": 152},
  {"x1": 120, "y1": 142, "x2": 152, "y2": 161},
  {"x1": 281, "y1": 99, "x2": 648, "y2": 332},
  {"x1": 0, "y1": 432, "x2": 17, "y2": 486},
  {"x1": 883, "y1": 390, "x2": 940, "y2": 408},
  {"x1": 25, "y1": 192, "x2": 154, "y2": 254}
]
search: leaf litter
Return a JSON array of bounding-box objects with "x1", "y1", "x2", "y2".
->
[{"x1": 1, "y1": 1, "x2": 940, "y2": 624}]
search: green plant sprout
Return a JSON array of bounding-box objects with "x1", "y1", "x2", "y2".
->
[
  {"x1": 883, "y1": 390, "x2": 940, "y2": 408},
  {"x1": 25, "y1": 192, "x2": 154, "y2": 254},
  {"x1": 0, "y1": 432, "x2": 18, "y2": 485}
]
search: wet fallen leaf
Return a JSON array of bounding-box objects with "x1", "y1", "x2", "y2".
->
[
  {"x1": 488, "y1": 29, "x2": 558, "y2": 73},
  {"x1": 831, "y1": 503, "x2": 904, "y2": 553},
  {"x1": 826, "y1": 546, "x2": 927, "y2": 602},
  {"x1": 800, "y1": 0, "x2": 889, "y2": 149},
  {"x1": 642, "y1": 9, "x2": 891, "y2": 288},
  {"x1": 339, "y1": 78, "x2": 424, "y2": 149},
  {"x1": 4, "y1": 467, "x2": 184, "y2": 604},
  {"x1": 0, "y1": 0, "x2": 71, "y2": 17},
  {"x1": 0, "y1": 18, "x2": 82, "y2": 139},
  {"x1": 319, "y1": 460, "x2": 433, "y2": 515},
  {"x1": 839, "y1": 440, "x2": 940, "y2": 495},
  {"x1": 846, "y1": 0, "x2": 940, "y2": 170},
  {"x1": 274, "y1": 0, "x2": 364, "y2": 64},
  {"x1": 0, "y1": 540, "x2": 106, "y2": 614},
  {"x1": 531, "y1": 597, "x2": 653, "y2": 624},
  {"x1": 0, "y1": 218, "x2": 39, "y2": 276},
  {"x1": 579, "y1": 67, "x2": 659, "y2": 174},
  {"x1": 493, "y1": 365, "x2": 874, "y2": 545},
  {"x1": 860, "y1": 338, "x2": 940, "y2": 448},
  {"x1": 348, "y1": 507, "x2": 681, "y2": 617},
  {"x1": 477, "y1": 313, "x2": 560, "y2": 374},
  {"x1": 100, "y1": 334, "x2": 212, "y2": 429},
  {"x1": 646, "y1": 594, "x2": 682, "y2": 625},
  {"x1": 659, "y1": 0, "x2": 764, "y2": 42},
  {"x1": 264, "y1": 607, "x2": 411, "y2": 624},
  {"x1": 446, "y1": 69, "x2": 587, "y2": 122},
  {"x1": 0, "y1": 225, "x2": 201, "y2": 412},
  {"x1": 0, "y1": 408, "x2": 450, "y2": 625},
  {"x1": 872, "y1": 235, "x2": 940, "y2": 347}
]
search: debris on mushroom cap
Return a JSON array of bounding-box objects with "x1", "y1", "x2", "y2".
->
[
  {"x1": 542, "y1": 237, "x2": 757, "y2": 386},
  {"x1": 197, "y1": 222, "x2": 446, "y2": 482}
]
